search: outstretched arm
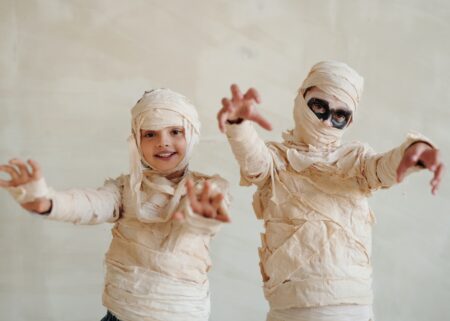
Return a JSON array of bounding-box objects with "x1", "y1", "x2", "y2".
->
[
  {"x1": 217, "y1": 84, "x2": 274, "y2": 185},
  {"x1": 0, "y1": 158, "x2": 52, "y2": 213},
  {"x1": 362, "y1": 134, "x2": 444, "y2": 195},
  {"x1": 0, "y1": 158, "x2": 121, "y2": 224}
]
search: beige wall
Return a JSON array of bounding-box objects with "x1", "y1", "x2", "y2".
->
[{"x1": 1, "y1": 0, "x2": 449, "y2": 320}]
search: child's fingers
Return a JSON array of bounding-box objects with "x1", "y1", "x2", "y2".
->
[
  {"x1": 397, "y1": 143, "x2": 433, "y2": 182},
  {"x1": 0, "y1": 177, "x2": 12, "y2": 187},
  {"x1": 186, "y1": 180, "x2": 203, "y2": 213},
  {"x1": 210, "y1": 193, "x2": 224, "y2": 211},
  {"x1": 221, "y1": 98, "x2": 233, "y2": 111},
  {"x1": 231, "y1": 84, "x2": 243, "y2": 102},
  {"x1": 28, "y1": 159, "x2": 42, "y2": 180},
  {"x1": 186, "y1": 179, "x2": 199, "y2": 205},
  {"x1": 396, "y1": 155, "x2": 416, "y2": 182},
  {"x1": 244, "y1": 87, "x2": 261, "y2": 104},
  {"x1": 200, "y1": 181, "x2": 211, "y2": 204},
  {"x1": 217, "y1": 108, "x2": 229, "y2": 133},
  {"x1": 0, "y1": 165, "x2": 19, "y2": 182},
  {"x1": 0, "y1": 165, "x2": 14, "y2": 187},
  {"x1": 201, "y1": 204, "x2": 216, "y2": 219},
  {"x1": 9, "y1": 159, "x2": 32, "y2": 180},
  {"x1": 418, "y1": 149, "x2": 439, "y2": 171},
  {"x1": 214, "y1": 213, "x2": 231, "y2": 223},
  {"x1": 431, "y1": 163, "x2": 444, "y2": 195},
  {"x1": 249, "y1": 112, "x2": 273, "y2": 131}
]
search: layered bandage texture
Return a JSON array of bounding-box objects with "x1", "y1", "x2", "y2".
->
[
  {"x1": 128, "y1": 89, "x2": 201, "y2": 223},
  {"x1": 225, "y1": 61, "x2": 432, "y2": 319},
  {"x1": 293, "y1": 61, "x2": 364, "y2": 149},
  {"x1": 29, "y1": 89, "x2": 228, "y2": 321}
]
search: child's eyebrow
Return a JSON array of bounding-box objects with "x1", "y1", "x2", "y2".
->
[
  {"x1": 312, "y1": 97, "x2": 350, "y2": 111},
  {"x1": 308, "y1": 98, "x2": 330, "y2": 109}
]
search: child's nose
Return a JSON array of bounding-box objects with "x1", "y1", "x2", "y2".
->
[
  {"x1": 323, "y1": 118, "x2": 333, "y2": 127},
  {"x1": 158, "y1": 133, "x2": 170, "y2": 147}
]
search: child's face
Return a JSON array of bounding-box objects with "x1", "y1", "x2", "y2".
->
[
  {"x1": 140, "y1": 126, "x2": 187, "y2": 172},
  {"x1": 304, "y1": 87, "x2": 353, "y2": 129}
]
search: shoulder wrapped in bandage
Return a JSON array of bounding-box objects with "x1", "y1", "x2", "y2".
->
[{"x1": 7, "y1": 178, "x2": 52, "y2": 204}]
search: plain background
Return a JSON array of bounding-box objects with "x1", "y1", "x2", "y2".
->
[{"x1": 1, "y1": 0, "x2": 449, "y2": 320}]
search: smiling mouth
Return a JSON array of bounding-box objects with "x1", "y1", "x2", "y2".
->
[{"x1": 154, "y1": 152, "x2": 177, "y2": 159}]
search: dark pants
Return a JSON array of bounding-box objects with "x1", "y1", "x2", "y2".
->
[{"x1": 100, "y1": 311, "x2": 121, "y2": 321}]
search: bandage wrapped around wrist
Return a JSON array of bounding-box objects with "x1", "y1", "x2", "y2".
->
[{"x1": 7, "y1": 178, "x2": 52, "y2": 204}]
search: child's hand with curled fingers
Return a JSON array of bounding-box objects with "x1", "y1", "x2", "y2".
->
[
  {"x1": 0, "y1": 158, "x2": 52, "y2": 214},
  {"x1": 396, "y1": 142, "x2": 445, "y2": 195},
  {"x1": 217, "y1": 84, "x2": 273, "y2": 133},
  {"x1": 173, "y1": 179, "x2": 230, "y2": 223}
]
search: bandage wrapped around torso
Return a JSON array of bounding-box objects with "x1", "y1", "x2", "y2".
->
[
  {"x1": 224, "y1": 61, "x2": 433, "y2": 314},
  {"x1": 33, "y1": 171, "x2": 229, "y2": 321},
  {"x1": 226, "y1": 119, "x2": 431, "y2": 312}
]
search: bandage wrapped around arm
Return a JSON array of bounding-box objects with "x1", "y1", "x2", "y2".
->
[
  {"x1": 7, "y1": 177, "x2": 53, "y2": 204},
  {"x1": 361, "y1": 132, "x2": 435, "y2": 191},
  {"x1": 47, "y1": 178, "x2": 122, "y2": 225},
  {"x1": 225, "y1": 121, "x2": 273, "y2": 186}
]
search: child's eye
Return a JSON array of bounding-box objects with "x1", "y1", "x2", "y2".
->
[
  {"x1": 332, "y1": 111, "x2": 350, "y2": 124},
  {"x1": 143, "y1": 132, "x2": 155, "y2": 138},
  {"x1": 311, "y1": 104, "x2": 326, "y2": 114},
  {"x1": 171, "y1": 128, "x2": 183, "y2": 136},
  {"x1": 307, "y1": 98, "x2": 329, "y2": 115},
  {"x1": 333, "y1": 114, "x2": 345, "y2": 123}
]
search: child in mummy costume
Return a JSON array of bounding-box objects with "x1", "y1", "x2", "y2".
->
[
  {"x1": 217, "y1": 61, "x2": 444, "y2": 321},
  {"x1": 0, "y1": 89, "x2": 231, "y2": 321}
]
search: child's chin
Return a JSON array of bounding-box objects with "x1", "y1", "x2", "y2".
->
[{"x1": 153, "y1": 162, "x2": 179, "y2": 173}]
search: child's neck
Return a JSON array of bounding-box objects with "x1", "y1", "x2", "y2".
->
[{"x1": 165, "y1": 167, "x2": 187, "y2": 182}]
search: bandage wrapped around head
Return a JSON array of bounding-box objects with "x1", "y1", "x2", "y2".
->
[
  {"x1": 292, "y1": 61, "x2": 364, "y2": 148},
  {"x1": 127, "y1": 89, "x2": 200, "y2": 221}
]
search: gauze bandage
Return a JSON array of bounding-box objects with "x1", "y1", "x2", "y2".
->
[
  {"x1": 127, "y1": 89, "x2": 200, "y2": 222},
  {"x1": 292, "y1": 61, "x2": 364, "y2": 148},
  {"x1": 224, "y1": 61, "x2": 434, "y2": 315},
  {"x1": 7, "y1": 178, "x2": 53, "y2": 204}
]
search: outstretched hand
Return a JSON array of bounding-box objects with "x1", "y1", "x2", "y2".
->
[
  {"x1": 0, "y1": 158, "x2": 52, "y2": 213},
  {"x1": 173, "y1": 179, "x2": 230, "y2": 223},
  {"x1": 217, "y1": 84, "x2": 273, "y2": 133},
  {"x1": 396, "y1": 142, "x2": 444, "y2": 195},
  {"x1": 0, "y1": 158, "x2": 42, "y2": 187}
]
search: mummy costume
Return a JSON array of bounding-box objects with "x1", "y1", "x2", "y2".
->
[
  {"x1": 8, "y1": 89, "x2": 229, "y2": 321},
  {"x1": 225, "y1": 61, "x2": 432, "y2": 321}
]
